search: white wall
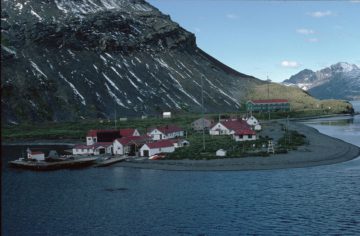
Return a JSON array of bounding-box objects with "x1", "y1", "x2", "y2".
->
[
  {"x1": 86, "y1": 136, "x2": 97, "y2": 145},
  {"x1": 140, "y1": 144, "x2": 175, "y2": 157},
  {"x1": 72, "y1": 148, "x2": 94, "y2": 155},
  {"x1": 30, "y1": 154, "x2": 45, "y2": 161},
  {"x1": 113, "y1": 140, "x2": 124, "y2": 155},
  {"x1": 233, "y1": 134, "x2": 257, "y2": 142},
  {"x1": 209, "y1": 123, "x2": 231, "y2": 135}
]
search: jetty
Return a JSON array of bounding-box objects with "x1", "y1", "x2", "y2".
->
[
  {"x1": 9, "y1": 157, "x2": 98, "y2": 171},
  {"x1": 95, "y1": 156, "x2": 128, "y2": 167}
]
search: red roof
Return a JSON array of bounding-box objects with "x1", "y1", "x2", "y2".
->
[
  {"x1": 250, "y1": 99, "x2": 289, "y2": 104},
  {"x1": 149, "y1": 125, "x2": 183, "y2": 135},
  {"x1": 145, "y1": 140, "x2": 175, "y2": 149},
  {"x1": 119, "y1": 128, "x2": 138, "y2": 137},
  {"x1": 115, "y1": 135, "x2": 150, "y2": 145},
  {"x1": 221, "y1": 119, "x2": 250, "y2": 131},
  {"x1": 87, "y1": 128, "x2": 138, "y2": 137},
  {"x1": 234, "y1": 129, "x2": 256, "y2": 135}
]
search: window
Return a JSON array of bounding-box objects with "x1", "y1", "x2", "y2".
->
[{"x1": 248, "y1": 135, "x2": 252, "y2": 139}]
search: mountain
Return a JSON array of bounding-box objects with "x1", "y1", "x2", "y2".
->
[
  {"x1": 1, "y1": 0, "x2": 262, "y2": 124},
  {"x1": 283, "y1": 62, "x2": 360, "y2": 100}
]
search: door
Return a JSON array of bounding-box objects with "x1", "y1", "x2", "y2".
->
[{"x1": 143, "y1": 150, "x2": 149, "y2": 157}]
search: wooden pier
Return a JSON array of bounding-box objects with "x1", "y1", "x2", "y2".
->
[{"x1": 94, "y1": 156, "x2": 128, "y2": 167}]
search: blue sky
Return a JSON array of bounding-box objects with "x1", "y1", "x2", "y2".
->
[{"x1": 147, "y1": 0, "x2": 360, "y2": 82}]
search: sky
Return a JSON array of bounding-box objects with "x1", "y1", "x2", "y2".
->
[{"x1": 147, "y1": 0, "x2": 360, "y2": 82}]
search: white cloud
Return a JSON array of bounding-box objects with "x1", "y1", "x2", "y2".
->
[
  {"x1": 281, "y1": 60, "x2": 301, "y2": 68},
  {"x1": 296, "y1": 28, "x2": 315, "y2": 35},
  {"x1": 350, "y1": 0, "x2": 360, "y2": 3},
  {"x1": 226, "y1": 13, "x2": 238, "y2": 19},
  {"x1": 307, "y1": 38, "x2": 319, "y2": 43},
  {"x1": 308, "y1": 10, "x2": 334, "y2": 18}
]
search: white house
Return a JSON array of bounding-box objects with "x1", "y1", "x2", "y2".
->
[
  {"x1": 27, "y1": 148, "x2": 45, "y2": 161},
  {"x1": 216, "y1": 149, "x2": 227, "y2": 157},
  {"x1": 139, "y1": 140, "x2": 176, "y2": 157},
  {"x1": 113, "y1": 136, "x2": 150, "y2": 156},
  {"x1": 244, "y1": 115, "x2": 262, "y2": 131},
  {"x1": 147, "y1": 125, "x2": 184, "y2": 140},
  {"x1": 209, "y1": 122, "x2": 234, "y2": 135},
  {"x1": 209, "y1": 119, "x2": 257, "y2": 142}
]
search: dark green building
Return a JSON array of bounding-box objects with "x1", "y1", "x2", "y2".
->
[{"x1": 246, "y1": 99, "x2": 290, "y2": 112}]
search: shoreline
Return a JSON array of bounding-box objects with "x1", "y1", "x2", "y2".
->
[
  {"x1": 115, "y1": 122, "x2": 360, "y2": 171},
  {"x1": 2, "y1": 121, "x2": 359, "y2": 171}
]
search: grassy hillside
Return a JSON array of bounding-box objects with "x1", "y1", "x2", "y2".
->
[{"x1": 246, "y1": 83, "x2": 353, "y2": 113}]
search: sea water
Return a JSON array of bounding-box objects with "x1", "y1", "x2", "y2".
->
[{"x1": 2, "y1": 102, "x2": 360, "y2": 235}]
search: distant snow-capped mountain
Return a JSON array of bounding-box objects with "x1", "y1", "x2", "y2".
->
[{"x1": 283, "y1": 62, "x2": 360, "y2": 100}]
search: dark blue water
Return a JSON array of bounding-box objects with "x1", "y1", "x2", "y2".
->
[{"x1": 2, "y1": 102, "x2": 360, "y2": 235}]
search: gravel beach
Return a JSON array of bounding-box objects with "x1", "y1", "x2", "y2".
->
[{"x1": 116, "y1": 122, "x2": 360, "y2": 171}]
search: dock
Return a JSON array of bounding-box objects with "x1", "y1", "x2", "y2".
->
[
  {"x1": 94, "y1": 156, "x2": 128, "y2": 167},
  {"x1": 9, "y1": 157, "x2": 98, "y2": 171}
]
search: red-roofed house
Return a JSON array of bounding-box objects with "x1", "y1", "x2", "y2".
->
[
  {"x1": 26, "y1": 148, "x2": 45, "y2": 161},
  {"x1": 209, "y1": 119, "x2": 257, "y2": 141},
  {"x1": 139, "y1": 140, "x2": 176, "y2": 157},
  {"x1": 147, "y1": 125, "x2": 184, "y2": 140},
  {"x1": 233, "y1": 128, "x2": 257, "y2": 142},
  {"x1": 246, "y1": 99, "x2": 290, "y2": 112},
  {"x1": 113, "y1": 135, "x2": 150, "y2": 156},
  {"x1": 86, "y1": 129, "x2": 140, "y2": 145}
]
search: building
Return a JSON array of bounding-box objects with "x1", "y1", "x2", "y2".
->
[
  {"x1": 232, "y1": 129, "x2": 257, "y2": 142},
  {"x1": 209, "y1": 119, "x2": 257, "y2": 142},
  {"x1": 139, "y1": 140, "x2": 176, "y2": 157},
  {"x1": 27, "y1": 148, "x2": 45, "y2": 161},
  {"x1": 72, "y1": 142, "x2": 113, "y2": 155},
  {"x1": 113, "y1": 136, "x2": 150, "y2": 156},
  {"x1": 147, "y1": 125, "x2": 184, "y2": 140},
  {"x1": 163, "y1": 112, "x2": 171, "y2": 119},
  {"x1": 244, "y1": 115, "x2": 262, "y2": 131},
  {"x1": 216, "y1": 149, "x2": 227, "y2": 157},
  {"x1": 191, "y1": 118, "x2": 214, "y2": 131},
  {"x1": 210, "y1": 119, "x2": 250, "y2": 136},
  {"x1": 86, "y1": 128, "x2": 140, "y2": 145},
  {"x1": 246, "y1": 99, "x2": 290, "y2": 112}
]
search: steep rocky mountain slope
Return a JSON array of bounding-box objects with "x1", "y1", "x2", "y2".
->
[
  {"x1": 283, "y1": 62, "x2": 360, "y2": 100},
  {"x1": 1, "y1": 0, "x2": 262, "y2": 124}
]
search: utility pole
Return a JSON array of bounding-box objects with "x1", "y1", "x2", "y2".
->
[
  {"x1": 267, "y1": 76, "x2": 271, "y2": 121},
  {"x1": 114, "y1": 100, "x2": 117, "y2": 130},
  {"x1": 201, "y1": 75, "x2": 206, "y2": 151}
]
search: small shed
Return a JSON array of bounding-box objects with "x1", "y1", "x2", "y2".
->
[
  {"x1": 163, "y1": 112, "x2": 171, "y2": 119},
  {"x1": 216, "y1": 149, "x2": 227, "y2": 157}
]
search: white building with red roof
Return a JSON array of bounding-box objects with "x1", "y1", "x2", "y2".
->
[
  {"x1": 113, "y1": 135, "x2": 150, "y2": 156},
  {"x1": 86, "y1": 128, "x2": 140, "y2": 145},
  {"x1": 72, "y1": 142, "x2": 113, "y2": 155},
  {"x1": 27, "y1": 148, "x2": 45, "y2": 161},
  {"x1": 147, "y1": 125, "x2": 184, "y2": 140},
  {"x1": 139, "y1": 140, "x2": 176, "y2": 157},
  {"x1": 209, "y1": 119, "x2": 257, "y2": 142}
]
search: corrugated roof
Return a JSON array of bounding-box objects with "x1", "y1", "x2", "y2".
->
[
  {"x1": 149, "y1": 125, "x2": 183, "y2": 135},
  {"x1": 145, "y1": 140, "x2": 175, "y2": 149},
  {"x1": 250, "y1": 99, "x2": 289, "y2": 104}
]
